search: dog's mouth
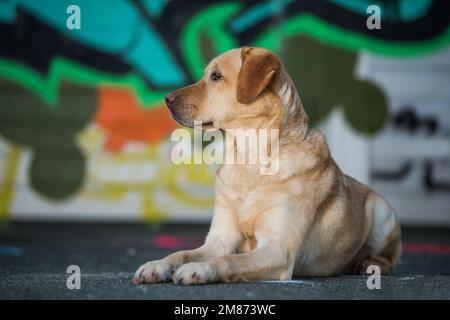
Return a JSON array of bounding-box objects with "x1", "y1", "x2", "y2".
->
[
  {"x1": 170, "y1": 112, "x2": 192, "y2": 127},
  {"x1": 201, "y1": 121, "x2": 214, "y2": 130},
  {"x1": 170, "y1": 113, "x2": 214, "y2": 130}
]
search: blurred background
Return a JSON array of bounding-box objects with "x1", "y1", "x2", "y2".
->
[
  {"x1": 1, "y1": 0, "x2": 450, "y2": 300},
  {"x1": 0, "y1": 0, "x2": 449, "y2": 226}
]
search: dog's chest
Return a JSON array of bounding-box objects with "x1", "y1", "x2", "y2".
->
[
  {"x1": 218, "y1": 164, "x2": 265, "y2": 194},
  {"x1": 217, "y1": 165, "x2": 276, "y2": 239},
  {"x1": 225, "y1": 183, "x2": 266, "y2": 238},
  {"x1": 235, "y1": 198, "x2": 259, "y2": 249}
]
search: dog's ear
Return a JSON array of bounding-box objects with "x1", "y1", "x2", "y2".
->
[{"x1": 237, "y1": 47, "x2": 281, "y2": 104}]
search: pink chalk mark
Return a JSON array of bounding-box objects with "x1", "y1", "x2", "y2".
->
[
  {"x1": 153, "y1": 238, "x2": 450, "y2": 255},
  {"x1": 402, "y1": 242, "x2": 450, "y2": 255},
  {"x1": 153, "y1": 235, "x2": 201, "y2": 249}
]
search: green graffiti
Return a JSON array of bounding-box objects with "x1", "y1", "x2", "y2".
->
[
  {"x1": 255, "y1": 13, "x2": 450, "y2": 56},
  {"x1": 282, "y1": 35, "x2": 387, "y2": 134},
  {"x1": 2, "y1": 9, "x2": 450, "y2": 114},
  {"x1": 0, "y1": 79, "x2": 96, "y2": 199},
  {"x1": 0, "y1": 57, "x2": 167, "y2": 110},
  {"x1": 1, "y1": 5, "x2": 449, "y2": 137},
  {"x1": 30, "y1": 147, "x2": 86, "y2": 200},
  {"x1": 182, "y1": 7, "x2": 391, "y2": 134},
  {"x1": 180, "y1": 2, "x2": 241, "y2": 80}
]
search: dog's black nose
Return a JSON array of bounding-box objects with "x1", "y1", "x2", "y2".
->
[{"x1": 165, "y1": 93, "x2": 177, "y2": 107}]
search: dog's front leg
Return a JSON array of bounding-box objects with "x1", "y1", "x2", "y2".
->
[
  {"x1": 133, "y1": 203, "x2": 242, "y2": 284},
  {"x1": 172, "y1": 205, "x2": 315, "y2": 285},
  {"x1": 172, "y1": 235, "x2": 289, "y2": 285}
]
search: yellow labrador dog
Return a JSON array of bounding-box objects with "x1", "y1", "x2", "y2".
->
[{"x1": 133, "y1": 47, "x2": 401, "y2": 285}]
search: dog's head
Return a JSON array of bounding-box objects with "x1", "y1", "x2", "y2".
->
[{"x1": 165, "y1": 47, "x2": 284, "y2": 130}]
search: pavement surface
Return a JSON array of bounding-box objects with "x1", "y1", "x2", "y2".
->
[{"x1": 0, "y1": 222, "x2": 449, "y2": 299}]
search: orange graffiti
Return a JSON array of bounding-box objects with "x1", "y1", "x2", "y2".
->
[{"x1": 95, "y1": 87, "x2": 178, "y2": 151}]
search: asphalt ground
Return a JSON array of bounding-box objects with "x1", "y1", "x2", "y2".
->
[{"x1": 0, "y1": 222, "x2": 449, "y2": 299}]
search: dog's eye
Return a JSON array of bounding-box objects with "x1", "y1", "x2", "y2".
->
[{"x1": 210, "y1": 72, "x2": 223, "y2": 82}]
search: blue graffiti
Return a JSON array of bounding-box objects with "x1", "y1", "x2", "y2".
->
[
  {"x1": 230, "y1": 0, "x2": 294, "y2": 32},
  {"x1": 0, "y1": 0, "x2": 185, "y2": 86}
]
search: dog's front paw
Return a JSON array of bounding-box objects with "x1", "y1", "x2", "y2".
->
[
  {"x1": 133, "y1": 260, "x2": 174, "y2": 284},
  {"x1": 172, "y1": 262, "x2": 219, "y2": 285}
]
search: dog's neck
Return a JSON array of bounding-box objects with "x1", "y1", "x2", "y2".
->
[{"x1": 271, "y1": 69, "x2": 309, "y2": 139}]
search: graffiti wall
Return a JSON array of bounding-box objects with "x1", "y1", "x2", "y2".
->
[{"x1": 1, "y1": 0, "x2": 449, "y2": 223}]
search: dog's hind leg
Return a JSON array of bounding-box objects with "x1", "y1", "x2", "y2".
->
[{"x1": 353, "y1": 194, "x2": 401, "y2": 275}]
